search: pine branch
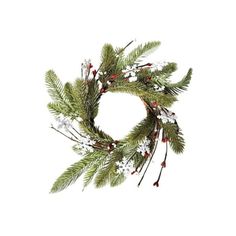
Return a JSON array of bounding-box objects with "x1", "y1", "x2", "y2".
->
[
  {"x1": 108, "y1": 81, "x2": 177, "y2": 107},
  {"x1": 83, "y1": 154, "x2": 107, "y2": 189},
  {"x1": 64, "y1": 82, "x2": 76, "y2": 106},
  {"x1": 124, "y1": 112, "x2": 156, "y2": 144},
  {"x1": 47, "y1": 102, "x2": 70, "y2": 117},
  {"x1": 124, "y1": 41, "x2": 160, "y2": 66},
  {"x1": 71, "y1": 79, "x2": 88, "y2": 120},
  {"x1": 161, "y1": 122, "x2": 185, "y2": 153},
  {"x1": 110, "y1": 173, "x2": 126, "y2": 187},
  {"x1": 100, "y1": 44, "x2": 118, "y2": 77},
  {"x1": 86, "y1": 79, "x2": 100, "y2": 120},
  {"x1": 94, "y1": 150, "x2": 122, "y2": 188},
  {"x1": 45, "y1": 70, "x2": 73, "y2": 110},
  {"x1": 164, "y1": 68, "x2": 192, "y2": 95},
  {"x1": 79, "y1": 120, "x2": 113, "y2": 143},
  {"x1": 152, "y1": 63, "x2": 178, "y2": 78},
  {"x1": 50, "y1": 150, "x2": 106, "y2": 193}
]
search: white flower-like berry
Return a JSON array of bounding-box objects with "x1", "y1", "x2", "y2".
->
[
  {"x1": 75, "y1": 135, "x2": 96, "y2": 155},
  {"x1": 154, "y1": 84, "x2": 165, "y2": 92},
  {"x1": 98, "y1": 71, "x2": 107, "y2": 76},
  {"x1": 83, "y1": 135, "x2": 96, "y2": 146},
  {"x1": 116, "y1": 158, "x2": 134, "y2": 176},
  {"x1": 74, "y1": 145, "x2": 94, "y2": 156},
  {"x1": 81, "y1": 59, "x2": 94, "y2": 79},
  {"x1": 56, "y1": 116, "x2": 72, "y2": 130},
  {"x1": 151, "y1": 61, "x2": 168, "y2": 72},
  {"x1": 157, "y1": 110, "x2": 177, "y2": 123},
  {"x1": 137, "y1": 137, "x2": 151, "y2": 156},
  {"x1": 54, "y1": 116, "x2": 96, "y2": 155},
  {"x1": 129, "y1": 76, "x2": 138, "y2": 82},
  {"x1": 122, "y1": 65, "x2": 138, "y2": 81}
]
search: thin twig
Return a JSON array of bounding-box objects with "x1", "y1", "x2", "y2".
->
[
  {"x1": 137, "y1": 123, "x2": 160, "y2": 187},
  {"x1": 120, "y1": 40, "x2": 135, "y2": 53},
  {"x1": 125, "y1": 152, "x2": 136, "y2": 166},
  {"x1": 50, "y1": 125, "x2": 78, "y2": 142},
  {"x1": 154, "y1": 141, "x2": 168, "y2": 187},
  {"x1": 67, "y1": 129, "x2": 79, "y2": 140},
  {"x1": 71, "y1": 126, "x2": 87, "y2": 139},
  {"x1": 138, "y1": 159, "x2": 148, "y2": 173}
]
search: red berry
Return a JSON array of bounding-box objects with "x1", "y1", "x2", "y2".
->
[
  {"x1": 153, "y1": 131, "x2": 158, "y2": 137},
  {"x1": 89, "y1": 63, "x2": 93, "y2": 69},
  {"x1": 151, "y1": 101, "x2": 158, "y2": 107},
  {"x1": 161, "y1": 161, "x2": 166, "y2": 168},
  {"x1": 100, "y1": 88, "x2": 107, "y2": 93},
  {"x1": 147, "y1": 63, "x2": 152, "y2": 66},
  {"x1": 110, "y1": 74, "x2": 118, "y2": 79},
  {"x1": 92, "y1": 70, "x2": 97, "y2": 77},
  {"x1": 144, "y1": 151, "x2": 150, "y2": 158},
  {"x1": 162, "y1": 137, "x2": 169, "y2": 143},
  {"x1": 147, "y1": 77, "x2": 152, "y2": 81}
]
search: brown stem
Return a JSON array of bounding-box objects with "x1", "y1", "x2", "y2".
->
[
  {"x1": 137, "y1": 123, "x2": 160, "y2": 187},
  {"x1": 71, "y1": 126, "x2": 87, "y2": 139},
  {"x1": 153, "y1": 141, "x2": 168, "y2": 187},
  {"x1": 50, "y1": 125, "x2": 78, "y2": 142}
]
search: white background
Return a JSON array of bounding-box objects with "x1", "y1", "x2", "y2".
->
[{"x1": 0, "y1": 0, "x2": 235, "y2": 235}]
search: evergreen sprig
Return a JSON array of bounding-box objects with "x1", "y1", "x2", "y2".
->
[
  {"x1": 94, "y1": 150, "x2": 123, "y2": 188},
  {"x1": 162, "y1": 122, "x2": 185, "y2": 153},
  {"x1": 108, "y1": 81, "x2": 177, "y2": 107},
  {"x1": 124, "y1": 41, "x2": 160, "y2": 66},
  {"x1": 46, "y1": 70, "x2": 74, "y2": 117},
  {"x1": 50, "y1": 150, "x2": 107, "y2": 193},
  {"x1": 164, "y1": 68, "x2": 192, "y2": 95},
  {"x1": 46, "y1": 40, "x2": 192, "y2": 192}
]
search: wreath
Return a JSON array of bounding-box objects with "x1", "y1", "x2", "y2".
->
[{"x1": 45, "y1": 40, "x2": 192, "y2": 193}]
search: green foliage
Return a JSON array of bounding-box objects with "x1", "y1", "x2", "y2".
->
[
  {"x1": 110, "y1": 173, "x2": 126, "y2": 187},
  {"x1": 108, "y1": 81, "x2": 177, "y2": 107},
  {"x1": 79, "y1": 120, "x2": 113, "y2": 142},
  {"x1": 100, "y1": 44, "x2": 118, "y2": 78},
  {"x1": 124, "y1": 112, "x2": 156, "y2": 144},
  {"x1": 86, "y1": 79, "x2": 100, "y2": 120},
  {"x1": 124, "y1": 41, "x2": 160, "y2": 66},
  {"x1": 45, "y1": 70, "x2": 67, "y2": 104},
  {"x1": 161, "y1": 122, "x2": 185, "y2": 153},
  {"x1": 132, "y1": 152, "x2": 145, "y2": 167},
  {"x1": 164, "y1": 68, "x2": 192, "y2": 95},
  {"x1": 50, "y1": 150, "x2": 106, "y2": 193},
  {"x1": 47, "y1": 102, "x2": 70, "y2": 117},
  {"x1": 83, "y1": 154, "x2": 107, "y2": 189},
  {"x1": 94, "y1": 150, "x2": 123, "y2": 188},
  {"x1": 71, "y1": 79, "x2": 88, "y2": 120},
  {"x1": 152, "y1": 63, "x2": 178, "y2": 78},
  {"x1": 45, "y1": 70, "x2": 74, "y2": 115},
  {"x1": 64, "y1": 82, "x2": 76, "y2": 106}
]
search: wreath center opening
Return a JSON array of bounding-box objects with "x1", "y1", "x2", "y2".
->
[{"x1": 95, "y1": 92, "x2": 147, "y2": 140}]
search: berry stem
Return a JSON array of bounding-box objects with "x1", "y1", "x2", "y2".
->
[
  {"x1": 153, "y1": 141, "x2": 168, "y2": 187},
  {"x1": 137, "y1": 123, "x2": 160, "y2": 187},
  {"x1": 51, "y1": 125, "x2": 78, "y2": 143}
]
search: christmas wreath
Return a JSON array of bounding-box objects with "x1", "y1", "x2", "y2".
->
[{"x1": 45, "y1": 40, "x2": 192, "y2": 193}]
